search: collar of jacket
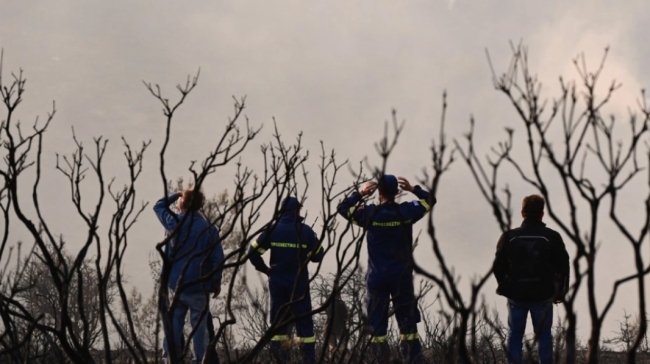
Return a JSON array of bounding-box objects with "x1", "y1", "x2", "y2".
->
[
  {"x1": 377, "y1": 201, "x2": 399, "y2": 209},
  {"x1": 521, "y1": 218, "x2": 546, "y2": 227},
  {"x1": 279, "y1": 213, "x2": 304, "y2": 223},
  {"x1": 177, "y1": 210, "x2": 207, "y2": 222}
]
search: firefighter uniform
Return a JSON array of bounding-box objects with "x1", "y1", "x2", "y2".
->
[
  {"x1": 338, "y1": 179, "x2": 434, "y2": 363},
  {"x1": 248, "y1": 197, "x2": 323, "y2": 363}
]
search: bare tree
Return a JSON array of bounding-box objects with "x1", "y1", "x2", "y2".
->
[
  {"x1": 605, "y1": 312, "x2": 650, "y2": 355},
  {"x1": 12, "y1": 246, "x2": 117, "y2": 360},
  {"x1": 0, "y1": 47, "x2": 152, "y2": 362},
  {"x1": 0, "y1": 45, "x2": 483, "y2": 364},
  {"x1": 6, "y1": 42, "x2": 650, "y2": 364},
  {"x1": 457, "y1": 43, "x2": 650, "y2": 363}
]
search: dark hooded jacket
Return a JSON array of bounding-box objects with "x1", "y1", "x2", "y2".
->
[{"x1": 248, "y1": 197, "x2": 323, "y2": 288}]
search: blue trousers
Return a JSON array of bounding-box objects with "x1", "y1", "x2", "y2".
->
[
  {"x1": 269, "y1": 280, "x2": 315, "y2": 363},
  {"x1": 366, "y1": 273, "x2": 422, "y2": 363},
  {"x1": 163, "y1": 291, "x2": 210, "y2": 364},
  {"x1": 507, "y1": 299, "x2": 553, "y2": 364}
]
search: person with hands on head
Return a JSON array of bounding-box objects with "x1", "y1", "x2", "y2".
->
[
  {"x1": 338, "y1": 174, "x2": 435, "y2": 364},
  {"x1": 493, "y1": 194, "x2": 570, "y2": 364},
  {"x1": 248, "y1": 197, "x2": 323, "y2": 364},
  {"x1": 153, "y1": 189, "x2": 224, "y2": 364}
]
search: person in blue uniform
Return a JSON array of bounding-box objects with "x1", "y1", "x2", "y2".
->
[
  {"x1": 338, "y1": 175, "x2": 435, "y2": 364},
  {"x1": 248, "y1": 197, "x2": 324, "y2": 363}
]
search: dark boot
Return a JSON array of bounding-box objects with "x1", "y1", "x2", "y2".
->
[
  {"x1": 400, "y1": 339, "x2": 422, "y2": 364},
  {"x1": 368, "y1": 342, "x2": 390, "y2": 364},
  {"x1": 270, "y1": 341, "x2": 289, "y2": 363},
  {"x1": 300, "y1": 342, "x2": 316, "y2": 364}
]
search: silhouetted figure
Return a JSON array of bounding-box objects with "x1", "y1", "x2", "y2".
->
[
  {"x1": 338, "y1": 175, "x2": 435, "y2": 364},
  {"x1": 325, "y1": 291, "x2": 349, "y2": 362},
  {"x1": 154, "y1": 189, "x2": 224, "y2": 364},
  {"x1": 493, "y1": 194, "x2": 570, "y2": 364},
  {"x1": 248, "y1": 197, "x2": 324, "y2": 364}
]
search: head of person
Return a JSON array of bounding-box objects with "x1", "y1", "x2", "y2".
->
[
  {"x1": 377, "y1": 174, "x2": 399, "y2": 203},
  {"x1": 521, "y1": 194, "x2": 545, "y2": 220},
  {"x1": 178, "y1": 189, "x2": 205, "y2": 213},
  {"x1": 280, "y1": 196, "x2": 302, "y2": 216}
]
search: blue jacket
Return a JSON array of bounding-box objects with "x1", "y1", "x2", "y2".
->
[
  {"x1": 154, "y1": 194, "x2": 224, "y2": 294},
  {"x1": 249, "y1": 213, "x2": 323, "y2": 288},
  {"x1": 337, "y1": 186, "x2": 434, "y2": 281}
]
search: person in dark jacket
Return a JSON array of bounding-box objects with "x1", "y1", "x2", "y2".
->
[
  {"x1": 325, "y1": 290, "x2": 348, "y2": 362},
  {"x1": 337, "y1": 175, "x2": 434, "y2": 364},
  {"x1": 154, "y1": 189, "x2": 224, "y2": 364},
  {"x1": 248, "y1": 197, "x2": 324, "y2": 364},
  {"x1": 493, "y1": 194, "x2": 570, "y2": 364}
]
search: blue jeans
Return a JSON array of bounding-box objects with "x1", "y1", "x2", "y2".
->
[
  {"x1": 163, "y1": 290, "x2": 210, "y2": 364},
  {"x1": 507, "y1": 299, "x2": 553, "y2": 364}
]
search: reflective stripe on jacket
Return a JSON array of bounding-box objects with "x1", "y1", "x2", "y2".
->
[
  {"x1": 337, "y1": 186, "x2": 434, "y2": 281},
  {"x1": 248, "y1": 214, "x2": 323, "y2": 288}
]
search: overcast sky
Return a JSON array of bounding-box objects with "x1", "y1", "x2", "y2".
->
[{"x1": 2, "y1": 0, "x2": 649, "y2": 341}]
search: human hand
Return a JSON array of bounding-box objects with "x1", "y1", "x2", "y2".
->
[
  {"x1": 212, "y1": 287, "x2": 221, "y2": 299},
  {"x1": 175, "y1": 193, "x2": 184, "y2": 210},
  {"x1": 398, "y1": 177, "x2": 414, "y2": 192},
  {"x1": 359, "y1": 181, "x2": 377, "y2": 196}
]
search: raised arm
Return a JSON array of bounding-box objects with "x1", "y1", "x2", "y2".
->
[
  {"x1": 153, "y1": 193, "x2": 181, "y2": 232},
  {"x1": 398, "y1": 177, "x2": 436, "y2": 222},
  {"x1": 337, "y1": 182, "x2": 376, "y2": 226}
]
